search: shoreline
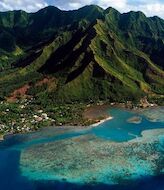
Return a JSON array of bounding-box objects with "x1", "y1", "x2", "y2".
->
[
  {"x1": 90, "y1": 116, "x2": 113, "y2": 127},
  {"x1": 0, "y1": 104, "x2": 162, "y2": 142}
]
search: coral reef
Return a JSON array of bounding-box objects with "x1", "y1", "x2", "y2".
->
[{"x1": 20, "y1": 128, "x2": 164, "y2": 185}]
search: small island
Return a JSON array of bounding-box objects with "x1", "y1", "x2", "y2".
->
[{"x1": 127, "y1": 116, "x2": 142, "y2": 124}]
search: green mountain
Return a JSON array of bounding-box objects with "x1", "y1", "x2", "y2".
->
[{"x1": 0, "y1": 5, "x2": 163, "y2": 104}]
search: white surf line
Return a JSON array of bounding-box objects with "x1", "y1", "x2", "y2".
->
[{"x1": 91, "y1": 116, "x2": 113, "y2": 127}]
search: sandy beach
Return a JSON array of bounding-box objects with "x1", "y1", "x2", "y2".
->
[
  {"x1": 91, "y1": 116, "x2": 113, "y2": 127},
  {"x1": 82, "y1": 104, "x2": 114, "y2": 126}
]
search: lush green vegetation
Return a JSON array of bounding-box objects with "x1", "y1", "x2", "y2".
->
[
  {"x1": 0, "y1": 5, "x2": 163, "y2": 135},
  {"x1": 0, "y1": 100, "x2": 88, "y2": 135},
  {"x1": 0, "y1": 5, "x2": 163, "y2": 101}
]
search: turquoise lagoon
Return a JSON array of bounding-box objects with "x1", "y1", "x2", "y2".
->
[{"x1": 0, "y1": 108, "x2": 164, "y2": 190}]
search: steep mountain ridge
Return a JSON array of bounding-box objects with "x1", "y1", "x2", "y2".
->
[{"x1": 0, "y1": 5, "x2": 163, "y2": 104}]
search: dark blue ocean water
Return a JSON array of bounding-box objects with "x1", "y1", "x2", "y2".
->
[{"x1": 0, "y1": 108, "x2": 163, "y2": 190}]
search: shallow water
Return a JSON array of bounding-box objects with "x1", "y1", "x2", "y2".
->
[
  {"x1": 92, "y1": 108, "x2": 164, "y2": 141},
  {"x1": 0, "y1": 108, "x2": 163, "y2": 190}
]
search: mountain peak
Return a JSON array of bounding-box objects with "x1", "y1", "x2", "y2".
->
[
  {"x1": 104, "y1": 7, "x2": 120, "y2": 15},
  {"x1": 123, "y1": 10, "x2": 146, "y2": 20},
  {"x1": 37, "y1": 6, "x2": 61, "y2": 13},
  {"x1": 77, "y1": 4, "x2": 104, "y2": 14}
]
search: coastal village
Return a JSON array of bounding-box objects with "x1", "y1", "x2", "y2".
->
[
  {"x1": 0, "y1": 99, "x2": 53, "y2": 135},
  {"x1": 0, "y1": 96, "x2": 158, "y2": 139}
]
